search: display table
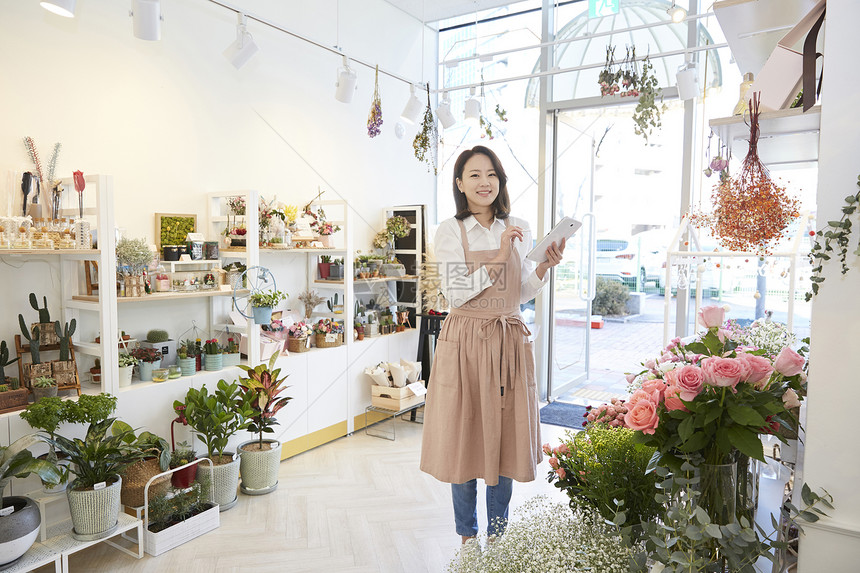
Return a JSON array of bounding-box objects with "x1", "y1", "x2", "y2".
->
[{"x1": 365, "y1": 402, "x2": 424, "y2": 441}]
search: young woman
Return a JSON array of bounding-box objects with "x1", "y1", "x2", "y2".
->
[{"x1": 420, "y1": 145, "x2": 565, "y2": 543}]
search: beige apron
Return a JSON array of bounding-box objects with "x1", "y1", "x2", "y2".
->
[{"x1": 420, "y1": 219, "x2": 542, "y2": 486}]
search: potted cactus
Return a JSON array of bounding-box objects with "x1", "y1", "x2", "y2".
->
[
  {"x1": 0, "y1": 341, "x2": 26, "y2": 413},
  {"x1": 140, "y1": 328, "x2": 176, "y2": 367},
  {"x1": 89, "y1": 358, "x2": 101, "y2": 384},
  {"x1": 17, "y1": 315, "x2": 51, "y2": 385},
  {"x1": 177, "y1": 341, "x2": 198, "y2": 377},
  {"x1": 130, "y1": 347, "x2": 162, "y2": 382},
  {"x1": 51, "y1": 319, "x2": 77, "y2": 388},
  {"x1": 0, "y1": 340, "x2": 20, "y2": 389},
  {"x1": 237, "y1": 354, "x2": 291, "y2": 495},
  {"x1": 222, "y1": 337, "x2": 241, "y2": 368},
  {"x1": 327, "y1": 293, "x2": 344, "y2": 314},
  {"x1": 27, "y1": 293, "x2": 58, "y2": 346},
  {"x1": 203, "y1": 339, "x2": 223, "y2": 371},
  {"x1": 317, "y1": 255, "x2": 332, "y2": 279}
]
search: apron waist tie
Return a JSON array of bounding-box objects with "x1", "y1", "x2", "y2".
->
[{"x1": 478, "y1": 315, "x2": 531, "y2": 409}]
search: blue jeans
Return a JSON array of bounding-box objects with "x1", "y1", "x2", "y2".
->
[{"x1": 451, "y1": 477, "x2": 513, "y2": 537}]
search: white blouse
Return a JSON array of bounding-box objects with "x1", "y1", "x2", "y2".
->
[{"x1": 434, "y1": 215, "x2": 549, "y2": 308}]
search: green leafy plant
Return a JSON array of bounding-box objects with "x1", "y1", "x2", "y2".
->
[
  {"x1": 32, "y1": 376, "x2": 56, "y2": 388},
  {"x1": 632, "y1": 55, "x2": 665, "y2": 142},
  {"x1": 806, "y1": 174, "x2": 860, "y2": 301},
  {"x1": 592, "y1": 277, "x2": 630, "y2": 316},
  {"x1": 117, "y1": 353, "x2": 137, "y2": 368},
  {"x1": 42, "y1": 418, "x2": 143, "y2": 490},
  {"x1": 20, "y1": 396, "x2": 69, "y2": 459},
  {"x1": 1, "y1": 435, "x2": 62, "y2": 502},
  {"x1": 131, "y1": 346, "x2": 162, "y2": 363},
  {"x1": 174, "y1": 380, "x2": 254, "y2": 462},
  {"x1": 147, "y1": 482, "x2": 208, "y2": 533},
  {"x1": 63, "y1": 393, "x2": 118, "y2": 426},
  {"x1": 248, "y1": 290, "x2": 286, "y2": 308},
  {"x1": 546, "y1": 426, "x2": 660, "y2": 534},
  {"x1": 237, "y1": 354, "x2": 292, "y2": 449},
  {"x1": 111, "y1": 420, "x2": 170, "y2": 471}
]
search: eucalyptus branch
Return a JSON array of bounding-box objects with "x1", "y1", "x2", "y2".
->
[{"x1": 805, "y1": 173, "x2": 860, "y2": 301}]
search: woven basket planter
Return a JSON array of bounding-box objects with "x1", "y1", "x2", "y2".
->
[
  {"x1": 238, "y1": 440, "x2": 281, "y2": 495},
  {"x1": 67, "y1": 476, "x2": 122, "y2": 538},
  {"x1": 31, "y1": 322, "x2": 59, "y2": 346},
  {"x1": 121, "y1": 458, "x2": 170, "y2": 509},
  {"x1": 287, "y1": 336, "x2": 310, "y2": 353},
  {"x1": 314, "y1": 333, "x2": 343, "y2": 349},
  {"x1": 51, "y1": 360, "x2": 76, "y2": 387},
  {"x1": 196, "y1": 455, "x2": 240, "y2": 511},
  {"x1": 23, "y1": 363, "x2": 52, "y2": 386}
]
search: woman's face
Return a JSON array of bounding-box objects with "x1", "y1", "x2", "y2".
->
[{"x1": 456, "y1": 153, "x2": 499, "y2": 212}]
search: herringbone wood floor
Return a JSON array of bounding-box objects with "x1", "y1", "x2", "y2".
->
[{"x1": 37, "y1": 415, "x2": 570, "y2": 573}]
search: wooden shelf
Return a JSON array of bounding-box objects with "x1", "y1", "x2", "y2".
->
[
  {"x1": 72, "y1": 289, "x2": 246, "y2": 304},
  {"x1": 709, "y1": 105, "x2": 821, "y2": 167}
]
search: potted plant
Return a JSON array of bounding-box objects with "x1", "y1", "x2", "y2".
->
[
  {"x1": 140, "y1": 328, "x2": 176, "y2": 367},
  {"x1": 43, "y1": 417, "x2": 142, "y2": 539},
  {"x1": 222, "y1": 337, "x2": 241, "y2": 368},
  {"x1": 355, "y1": 323, "x2": 365, "y2": 341},
  {"x1": 89, "y1": 358, "x2": 101, "y2": 384},
  {"x1": 51, "y1": 318, "x2": 77, "y2": 388},
  {"x1": 237, "y1": 354, "x2": 292, "y2": 494},
  {"x1": 327, "y1": 293, "x2": 344, "y2": 314},
  {"x1": 0, "y1": 435, "x2": 62, "y2": 569},
  {"x1": 19, "y1": 396, "x2": 72, "y2": 493},
  {"x1": 117, "y1": 353, "x2": 136, "y2": 387},
  {"x1": 365, "y1": 314, "x2": 379, "y2": 337},
  {"x1": 26, "y1": 293, "x2": 59, "y2": 346},
  {"x1": 131, "y1": 346, "x2": 162, "y2": 382},
  {"x1": 17, "y1": 316, "x2": 51, "y2": 387},
  {"x1": 203, "y1": 339, "x2": 223, "y2": 371},
  {"x1": 174, "y1": 380, "x2": 253, "y2": 511},
  {"x1": 329, "y1": 258, "x2": 343, "y2": 280},
  {"x1": 111, "y1": 421, "x2": 171, "y2": 509},
  {"x1": 248, "y1": 289, "x2": 286, "y2": 325},
  {"x1": 286, "y1": 323, "x2": 312, "y2": 354},
  {"x1": 144, "y1": 481, "x2": 219, "y2": 557},
  {"x1": 318, "y1": 255, "x2": 332, "y2": 280},
  {"x1": 169, "y1": 441, "x2": 198, "y2": 489},
  {"x1": 177, "y1": 340, "x2": 198, "y2": 376},
  {"x1": 31, "y1": 376, "x2": 57, "y2": 401},
  {"x1": 116, "y1": 237, "x2": 154, "y2": 297}
]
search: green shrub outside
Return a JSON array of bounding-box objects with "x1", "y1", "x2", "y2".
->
[{"x1": 592, "y1": 277, "x2": 630, "y2": 316}]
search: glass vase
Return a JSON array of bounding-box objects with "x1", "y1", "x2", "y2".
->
[
  {"x1": 697, "y1": 461, "x2": 737, "y2": 526},
  {"x1": 736, "y1": 454, "x2": 759, "y2": 524}
]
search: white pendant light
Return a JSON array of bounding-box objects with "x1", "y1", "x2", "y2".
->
[
  {"x1": 400, "y1": 85, "x2": 423, "y2": 125},
  {"x1": 668, "y1": 2, "x2": 687, "y2": 23},
  {"x1": 676, "y1": 62, "x2": 699, "y2": 100},
  {"x1": 435, "y1": 92, "x2": 456, "y2": 129},
  {"x1": 334, "y1": 56, "x2": 358, "y2": 103},
  {"x1": 131, "y1": 0, "x2": 162, "y2": 41},
  {"x1": 464, "y1": 87, "x2": 481, "y2": 127},
  {"x1": 40, "y1": 0, "x2": 76, "y2": 17},
  {"x1": 223, "y1": 13, "x2": 259, "y2": 70}
]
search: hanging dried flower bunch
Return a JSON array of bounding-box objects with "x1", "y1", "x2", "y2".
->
[
  {"x1": 632, "y1": 56, "x2": 664, "y2": 142},
  {"x1": 693, "y1": 93, "x2": 800, "y2": 254},
  {"x1": 413, "y1": 83, "x2": 438, "y2": 174},
  {"x1": 367, "y1": 65, "x2": 383, "y2": 138},
  {"x1": 599, "y1": 46, "x2": 620, "y2": 96}
]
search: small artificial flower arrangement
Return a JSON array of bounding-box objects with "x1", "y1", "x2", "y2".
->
[
  {"x1": 130, "y1": 347, "x2": 162, "y2": 363},
  {"x1": 227, "y1": 196, "x2": 246, "y2": 216},
  {"x1": 202, "y1": 339, "x2": 222, "y2": 355},
  {"x1": 313, "y1": 319, "x2": 344, "y2": 335},
  {"x1": 316, "y1": 221, "x2": 340, "y2": 236},
  {"x1": 287, "y1": 322, "x2": 312, "y2": 339}
]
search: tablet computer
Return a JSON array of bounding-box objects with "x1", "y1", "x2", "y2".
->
[{"x1": 526, "y1": 217, "x2": 581, "y2": 263}]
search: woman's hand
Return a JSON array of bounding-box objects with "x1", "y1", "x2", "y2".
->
[
  {"x1": 536, "y1": 237, "x2": 565, "y2": 280},
  {"x1": 492, "y1": 225, "x2": 524, "y2": 265}
]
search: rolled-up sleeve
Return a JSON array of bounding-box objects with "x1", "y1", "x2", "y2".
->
[
  {"x1": 434, "y1": 221, "x2": 494, "y2": 308},
  {"x1": 518, "y1": 224, "x2": 549, "y2": 304}
]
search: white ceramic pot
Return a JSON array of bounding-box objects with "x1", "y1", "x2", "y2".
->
[{"x1": 118, "y1": 365, "x2": 133, "y2": 387}]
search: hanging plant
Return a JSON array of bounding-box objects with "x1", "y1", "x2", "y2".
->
[
  {"x1": 806, "y1": 174, "x2": 860, "y2": 301},
  {"x1": 692, "y1": 93, "x2": 800, "y2": 254},
  {"x1": 598, "y1": 45, "x2": 620, "y2": 96},
  {"x1": 478, "y1": 104, "x2": 509, "y2": 140},
  {"x1": 620, "y1": 46, "x2": 640, "y2": 97},
  {"x1": 367, "y1": 65, "x2": 383, "y2": 138},
  {"x1": 632, "y1": 56, "x2": 665, "y2": 142},
  {"x1": 413, "y1": 83, "x2": 438, "y2": 175}
]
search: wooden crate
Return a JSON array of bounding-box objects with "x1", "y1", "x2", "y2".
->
[{"x1": 371, "y1": 383, "x2": 424, "y2": 411}]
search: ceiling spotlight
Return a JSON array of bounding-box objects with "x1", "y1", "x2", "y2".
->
[
  {"x1": 40, "y1": 0, "x2": 76, "y2": 17},
  {"x1": 400, "y1": 85, "x2": 423, "y2": 125},
  {"x1": 334, "y1": 56, "x2": 358, "y2": 103},
  {"x1": 464, "y1": 87, "x2": 481, "y2": 127},
  {"x1": 131, "y1": 0, "x2": 162, "y2": 41},
  {"x1": 435, "y1": 92, "x2": 456, "y2": 130},
  {"x1": 223, "y1": 13, "x2": 259, "y2": 70},
  {"x1": 668, "y1": 2, "x2": 687, "y2": 23}
]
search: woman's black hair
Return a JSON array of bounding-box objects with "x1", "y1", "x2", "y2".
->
[{"x1": 452, "y1": 146, "x2": 510, "y2": 220}]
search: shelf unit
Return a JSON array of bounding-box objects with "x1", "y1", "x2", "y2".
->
[{"x1": 384, "y1": 205, "x2": 426, "y2": 317}]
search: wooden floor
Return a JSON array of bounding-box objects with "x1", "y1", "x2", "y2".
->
[{"x1": 40, "y1": 414, "x2": 571, "y2": 573}]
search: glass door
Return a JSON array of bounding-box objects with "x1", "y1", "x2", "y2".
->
[{"x1": 546, "y1": 110, "x2": 596, "y2": 401}]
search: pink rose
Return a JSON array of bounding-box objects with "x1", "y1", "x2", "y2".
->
[
  {"x1": 556, "y1": 468, "x2": 566, "y2": 479},
  {"x1": 624, "y1": 399, "x2": 660, "y2": 435},
  {"x1": 548, "y1": 457, "x2": 559, "y2": 469},
  {"x1": 641, "y1": 378, "x2": 667, "y2": 402},
  {"x1": 542, "y1": 443, "x2": 552, "y2": 456},
  {"x1": 698, "y1": 305, "x2": 725, "y2": 329},
  {"x1": 628, "y1": 388, "x2": 658, "y2": 406},
  {"x1": 663, "y1": 383, "x2": 688, "y2": 412},
  {"x1": 672, "y1": 365, "x2": 705, "y2": 400},
  {"x1": 701, "y1": 357, "x2": 749, "y2": 388},
  {"x1": 736, "y1": 353, "x2": 774, "y2": 389},
  {"x1": 773, "y1": 347, "x2": 805, "y2": 377},
  {"x1": 557, "y1": 443, "x2": 570, "y2": 456},
  {"x1": 782, "y1": 388, "x2": 801, "y2": 409}
]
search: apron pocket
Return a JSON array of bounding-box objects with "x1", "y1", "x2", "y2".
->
[{"x1": 430, "y1": 339, "x2": 461, "y2": 389}]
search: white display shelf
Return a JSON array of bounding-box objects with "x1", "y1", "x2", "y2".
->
[
  {"x1": 117, "y1": 364, "x2": 246, "y2": 393},
  {"x1": 709, "y1": 105, "x2": 821, "y2": 168},
  {"x1": 162, "y1": 259, "x2": 221, "y2": 271},
  {"x1": 74, "y1": 338, "x2": 138, "y2": 358},
  {"x1": 71, "y1": 289, "x2": 247, "y2": 304},
  {"x1": 0, "y1": 248, "x2": 100, "y2": 260},
  {"x1": 315, "y1": 275, "x2": 418, "y2": 287}
]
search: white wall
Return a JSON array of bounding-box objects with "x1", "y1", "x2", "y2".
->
[
  {"x1": 799, "y1": 1, "x2": 860, "y2": 568},
  {"x1": 0, "y1": 0, "x2": 436, "y2": 364}
]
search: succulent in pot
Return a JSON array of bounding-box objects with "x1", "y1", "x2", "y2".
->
[{"x1": 169, "y1": 441, "x2": 199, "y2": 489}]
